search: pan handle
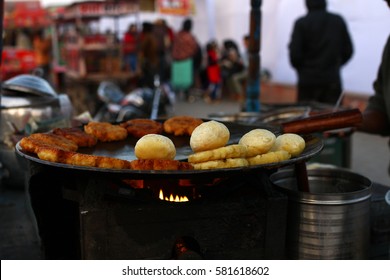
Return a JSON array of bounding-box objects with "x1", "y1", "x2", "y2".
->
[{"x1": 281, "y1": 108, "x2": 362, "y2": 135}]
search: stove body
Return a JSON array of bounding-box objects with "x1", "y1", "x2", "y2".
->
[{"x1": 27, "y1": 162, "x2": 288, "y2": 260}]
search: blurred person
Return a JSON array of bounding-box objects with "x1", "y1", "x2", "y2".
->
[
  {"x1": 122, "y1": 23, "x2": 139, "y2": 73},
  {"x1": 171, "y1": 18, "x2": 200, "y2": 100},
  {"x1": 33, "y1": 29, "x2": 52, "y2": 82},
  {"x1": 358, "y1": 0, "x2": 390, "y2": 175},
  {"x1": 288, "y1": 0, "x2": 353, "y2": 104},
  {"x1": 221, "y1": 39, "x2": 240, "y2": 59},
  {"x1": 227, "y1": 35, "x2": 250, "y2": 105},
  {"x1": 137, "y1": 22, "x2": 159, "y2": 88},
  {"x1": 153, "y1": 19, "x2": 173, "y2": 84},
  {"x1": 205, "y1": 40, "x2": 222, "y2": 103},
  {"x1": 220, "y1": 37, "x2": 247, "y2": 100}
]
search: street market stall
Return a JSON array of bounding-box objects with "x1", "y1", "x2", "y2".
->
[
  {"x1": 1, "y1": 0, "x2": 51, "y2": 80},
  {"x1": 51, "y1": 0, "x2": 139, "y2": 115}
]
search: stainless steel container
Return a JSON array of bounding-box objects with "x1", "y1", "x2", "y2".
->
[{"x1": 270, "y1": 168, "x2": 372, "y2": 259}]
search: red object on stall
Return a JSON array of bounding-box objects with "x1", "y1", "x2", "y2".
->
[
  {"x1": 1, "y1": 48, "x2": 37, "y2": 80},
  {"x1": 2, "y1": 1, "x2": 51, "y2": 80},
  {"x1": 3, "y1": 1, "x2": 51, "y2": 28}
]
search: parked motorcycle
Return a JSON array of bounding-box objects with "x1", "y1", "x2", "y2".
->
[{"x1": 93, "y1": 76, "x2": 175, "y2": 123}]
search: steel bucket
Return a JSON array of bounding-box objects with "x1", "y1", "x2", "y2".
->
[{"x1": 270, "y1": 168, "x2": 372, "y2": 259}]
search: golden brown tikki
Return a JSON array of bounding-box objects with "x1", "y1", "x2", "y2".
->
[
  {"x1": 84, "y1": 121, "x2": 127, "y2": 142},
  {"x1": 19, "y1": 130, "x2": 131, "y2": 169},
  {"x1": 120, "y1": 119, "x2": 163, "y2": 138},
  {"x1": 20, "y1": 132, "x2": 78, "y2": 154},
  {"x1": 163, "y1": 115, "x2": 203, "y2": 136},
  {"x1": 52, "y1": 127, "x2": 97, "y2": 147},
  {"x1": 36, "y1": 147, "x2": 132, "y2": 169},
  {"x1": 130, "y1": 159, "x2": 193, "y2": 171}
]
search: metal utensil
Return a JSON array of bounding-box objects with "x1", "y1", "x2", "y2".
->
[{"x1": 333, "y1": 91, "x2": 345, "y2": 112}]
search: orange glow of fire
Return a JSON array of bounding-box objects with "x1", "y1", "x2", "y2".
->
[{"x1": 159, "y1": 189, "x2": 189, "y2": 203}]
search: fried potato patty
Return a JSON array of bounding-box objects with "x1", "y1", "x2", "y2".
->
[
  {"x1": 246, "y1": 150, "x2": 291, "y2": 166},
  {"x1": 52, "y1": 127, "x2": 97, "y2": 147},
  {"x1": 190, "y1": 120, "x2": 230, "y2": 152},
  {"x1": 130, "y1": 159, "x2": 194, "y2": 171},
  {"x1": 270, "y1": 133, "x2": 306, "y2": 157},
  {"x1": 188, "y1": 144, "x2": 247, "y2": 163},
  {"x1": 163, "y1": 116, "x2": 203, "y2": 136},
  {"x1": 120, "y1": 119, "x2": 163, "y2": 139},
  {"x1": 36, "y1": 147, "x2": 132, "y2": 169},
  {"x1": 239, "y1": 129, "x2": 276, "y2": 157},
  {"x1": 20, "y1": 133, "x2": 78, "y2": 153},
  {"x1": 134, "y1": 134, "x2": 176, "y2": 160},
  {"x1": 84, "y1": 122, "x2": 128, "y2": 142},
  {"x1": 192, "y1": 158, "x2": 248, "y2": 170}
]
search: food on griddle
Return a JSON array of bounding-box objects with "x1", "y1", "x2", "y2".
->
[
  {"x1": 188, "y1": 121, "x2": 248, "y2": 170},
  {"x1": 191, "y1": 158, "x2": 248, "y2": 170},
  {"x1": 134, "y1": 134, "x2": 176, "y2": 160},
  {"x1": 52, "y1": 127, "x2": 97, "y2": 147},
  {"x1": 18, "y1": 119, "x2": 306, "y2": 171},
  {"x1": 20, "y1": 133, "x2": 78, "y2": 154},
  {"x1": 19, "y1": 131, "x2": 131, "y2": 169},
  {"x1": 132, "y1": 134, "x2": 193, "y2": 170},
  {"x1": 190, "y1": 120, "x2": 230, "y2": 152},
  {"x1": 188, "y1": 144, "x2": 247, "y2": 164},
  {"x1": 163, "y1": 115, "x2": 203, "y2": 136},
  {"x1": 120, "y1": 118, "x2": 163, "y2": 138},
  {"x1": 270, "y1": 133, "x2": 306, "y2": 157},
  {"x1": 247, "y1": 150, "x2": 291, "y2": 166},
  {"x1": 84, "y1": 121, "x2": 127, "y2": 142},
  {"x1": 36, "y1": 147, "x2": 132, "y2": 169},
  {"x1": 239, "y1": 129, "x2": 276, "y2": 157},
  {"x1": 238, "y1": 129, "x2": 304, "y2": 166},
  {"x1": 130, "y1": 159, "x2": 193, "y2": 171}
]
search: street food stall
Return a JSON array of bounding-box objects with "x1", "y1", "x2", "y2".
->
[
  {"x1": 51, "y1": 0, "x2": 140, "y2": 115},
  {"x1": 1, "y1": 0, "x2": 389, "y2": 262},
  {"x1": 15, "y1": 108, "x2": 388, "y2": 260}
]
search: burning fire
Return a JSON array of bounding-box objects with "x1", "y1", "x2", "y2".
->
[{"x1": 159, "y1": 189, "x2": 189, "y2": 203}]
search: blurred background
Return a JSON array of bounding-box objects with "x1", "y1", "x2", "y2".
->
[{"x1": 35, "y1": 0, "x2": 390, "y2": 97}]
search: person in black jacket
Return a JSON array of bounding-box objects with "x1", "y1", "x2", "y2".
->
[{"x1": 288, "y1": 0, "x2": 353, "y2": 104}]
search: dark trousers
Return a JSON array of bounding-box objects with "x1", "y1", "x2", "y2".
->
[{"x1": 297, "y1": 83, "x2": 342, "y2": 105}]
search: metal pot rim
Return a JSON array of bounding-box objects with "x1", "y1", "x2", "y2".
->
[{"x1": 270, "y1": 168, "x2": 372, "y2": 204}]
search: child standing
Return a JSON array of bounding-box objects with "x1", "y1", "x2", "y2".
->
[
  {"x1": 122, "y1": 24, "x2": 139, "y2": 74},
  {"x1": 205, "y1": 40, "x2": 221, "y2": 103}
]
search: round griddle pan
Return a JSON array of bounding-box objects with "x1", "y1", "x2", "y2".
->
[{"x1": 15, "y1": 109, "x2": 361, "y2": 178}]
